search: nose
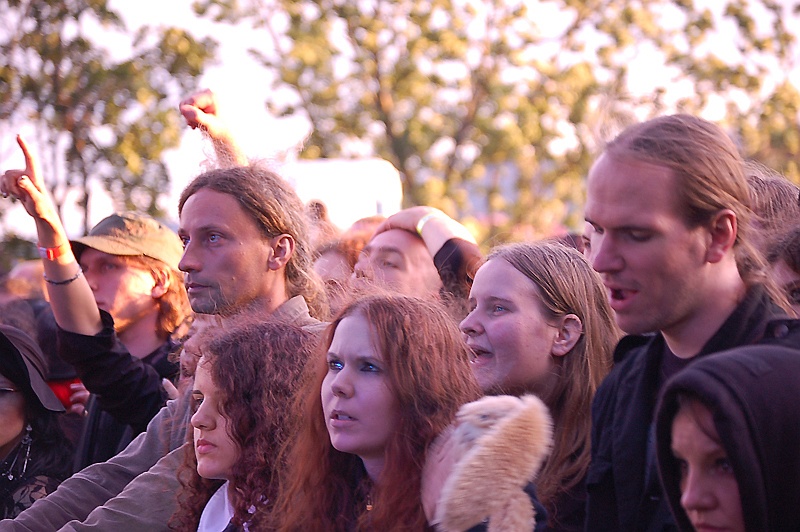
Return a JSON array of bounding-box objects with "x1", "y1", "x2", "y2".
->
[
  {"x1": 329, "y1": 368, "x2": 354, "y2": 398},
  {"x1": 178, "y1": 238, "x2": 200, "y2": 274},
  {"x1": 459, "y1": 309, "x2": 483, "y2": 337},
  {"x1": 82, "y1": 267, "x2": 99, "y2": 292},
  {"x1": 589, "y1": 233, "x2": 623, "y2": 274},
  {"x1": 680, "y1": 468, "x2": 715, "y2": 515},
  {"x1": 352, "y1": 253, "x2": 372, "y2": 280},
  {"x1": 191, "y1": 403, "x2": 213, "y2": 430}
]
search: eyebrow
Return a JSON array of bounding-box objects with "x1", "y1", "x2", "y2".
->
[
  {"x1": 585, "y1": 218, "x2": 653, "y2": 232},
  {"x1": 179, "y1": 223, "x2": 229, "y2": 236}
]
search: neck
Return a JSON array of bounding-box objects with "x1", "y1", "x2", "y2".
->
[
  {"x1": 118, "y1": 312, "x2": 164, "y2": 359},
  {"x1": 228, "y1": 291, "x2": 291, "y2": 320},
  {"x1": 662, "y1": 264, "x2": 747, "y2": 359},
  {"x1": 360, "y1": 456, "x2": 385, "y2": 483}
]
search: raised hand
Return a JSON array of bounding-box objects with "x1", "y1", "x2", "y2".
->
[{"x1": 1, "y1": 135, "x2": 58, "y2": 223}]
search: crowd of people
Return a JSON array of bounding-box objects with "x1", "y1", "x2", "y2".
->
[{"x1": 0, "y1": 89, "x2": 797, "y2": 532}]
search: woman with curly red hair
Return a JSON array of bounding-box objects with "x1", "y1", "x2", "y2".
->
[
  {"x1": 168, "y1": 318, "x2": 316, "y2": 532},
  {"x1": 273, "y1": 295, "x2": 483, "y2": 531}
]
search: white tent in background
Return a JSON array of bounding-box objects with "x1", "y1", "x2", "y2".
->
[{"x1": 281, "y1": 158, "x2": 403, "y2": 231}]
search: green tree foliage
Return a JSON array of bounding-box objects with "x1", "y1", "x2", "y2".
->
[
  {"x1": 1, "y1": 0, "x2": 218, "y2": 233},
  {"x1": 194, "y1": 0, "x2": 800, "y2": 243}
]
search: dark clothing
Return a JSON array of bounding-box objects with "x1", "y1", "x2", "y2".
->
[
  {"x1": 586, "y1": 286, "x2": 800, "y2": 532},
  {"x1": 466, "y1": 483, "x2": 548, "y2": 532},
  {"x1": 58, "y1": 310, "x2": 178, "y2": 469},
  {"x1": 0, "y1": 475, "x2": 61, "y2": 520},
  {"x1": 0, "y1": 441, "x2": 68, "y2": 520},
  {"x1": 548, "y1": 478, "x2": 587, "y2": 532},
  {"x1": 656, "y1": 345, "x2": 800, "y2": 531},
  {"x1": 434, "y1": 237, "x2": 482, "y2": 302}
]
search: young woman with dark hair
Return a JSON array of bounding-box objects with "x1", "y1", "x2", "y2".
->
[
  {"x1": 273, "y1": 295, "x2": 483, "y2": 531},
  {"x1": 655, "y1": 344, "x2": 800, "y2": 531},
  {"x1": 168, "y1": 319, "x2": 316, "y2": 532},
  {"x1": 0, "y1": 325, "x2": 72, "y2": 518}
]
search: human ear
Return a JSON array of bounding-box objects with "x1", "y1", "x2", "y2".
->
[
  {"x1": 151, "y1": 268, "x2": 170, "y2": 299},
  {"x1": 704, "y1": 209, "x2": 737, "y2": 264},
  {"x1": 551, "y1": 314, "x2": 582, "y2": 357},
  {"x1": 268, "y1": 234, "x2": 295, "y2": 270}
]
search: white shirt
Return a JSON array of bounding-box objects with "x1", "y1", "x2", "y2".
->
[{"x1": 197, "y1": 481, "x2": 234, "y2": 532}]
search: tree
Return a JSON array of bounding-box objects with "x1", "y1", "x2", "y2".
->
[
  {"x1": 1, "y1": 0, "x2": 218, "y2": 234},
  {"x1": 193, "y1": 0, "x2": 800, "y2": 244}
]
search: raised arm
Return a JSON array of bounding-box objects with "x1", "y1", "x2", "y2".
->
[
  {"x1": 1, "y1": 136, "x2": 101, "y2": 336},
  {"x1": 375, "y1": 206, "x2": 482, "y2": 299},
  {"x1": 179, "y1": 88, "x2": 248, "y2": 167},
  {"x1": 374, "y1": 206, "x2": 477, "y2": 258}
]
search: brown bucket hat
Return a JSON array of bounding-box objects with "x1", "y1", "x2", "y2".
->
[{"x1": 70, "y1": 212, "x2": 183, "y2": 270}]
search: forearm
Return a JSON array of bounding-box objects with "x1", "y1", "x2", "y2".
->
[
  {"x1": 58, "y1": 446, "x2": 186, "y2": 532},
  {"x1": 58, "y1": 318, "x2": 169, "y2": 429},
  {"x1": 33, "y1": 207, "x2": 102, "y2": 337},
  {"x1": 208, "y1": 130, "x2": 248, "y2": 168}
]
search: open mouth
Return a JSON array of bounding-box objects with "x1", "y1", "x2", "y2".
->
[
  {"x1": 331, "y1": 409, "x2": 357, "y2": 422},
  {"x1": 607, "y1": 286, "x2": 637, "y2": 308},
  {"x1": 468, "y1": 346, "x2": 494, "y2": 366}
]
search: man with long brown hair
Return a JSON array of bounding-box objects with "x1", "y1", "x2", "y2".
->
[
  {"x1": 1, "y1": 136, "x2": 326, "y2": 530},
  {"x1": 583, "y1": 115, "x2": 800, "y2": 531}
]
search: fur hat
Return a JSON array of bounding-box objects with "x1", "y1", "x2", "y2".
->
[{"x1": 432, "y1": 394, "x2": 553, "y2": 532}]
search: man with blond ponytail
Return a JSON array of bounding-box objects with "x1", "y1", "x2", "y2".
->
[{"x1": 583, "y1": 114, "x2": 800, "y2": 531}]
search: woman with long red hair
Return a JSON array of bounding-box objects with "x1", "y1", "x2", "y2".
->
[{"x1": 273, "y1": 295, "x2": 482, "y2": 531}]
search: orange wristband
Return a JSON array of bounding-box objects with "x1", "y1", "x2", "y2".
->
[{"x1": 38, "y1": 242, "x2": 70, "y2": 261}]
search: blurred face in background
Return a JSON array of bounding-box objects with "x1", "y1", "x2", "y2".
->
[
  {"x1": 352, "y1": 230, "x2": 441, "y2": 299},
  {"x1": 80, "y1": 248, "x2": 160, "y2": 333}
]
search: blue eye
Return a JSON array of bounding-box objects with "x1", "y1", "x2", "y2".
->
[
  {"x1": 208, "y1": 234, "x2": 221, "y2": 243},
  {"x1": 180, "y1": 236, "x2": 190, "y2": 248},
  {"x1": 361, "y1": 362, "x2": 381, "y2": 372},
  {"x1": 327, "y1": 359, "x2": 343, "y2": 371}
]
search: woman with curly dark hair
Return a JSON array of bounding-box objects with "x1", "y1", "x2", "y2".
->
[
  {"x1": 273, "y1": 295, "x2": 483, "y2": 531},
  {"x1": 0, "y1": 325, "x2": 73, "y2": 518},
  {"x1": 168, "y1": 318, "x2": 317, "y2": 532}
]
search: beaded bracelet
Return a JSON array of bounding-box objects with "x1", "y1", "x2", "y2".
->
[{"x1": 43, "y1": 269, "x2": 83, "y2": 286}]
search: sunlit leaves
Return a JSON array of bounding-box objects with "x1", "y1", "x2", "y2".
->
[
  {"x1": 1, "y1": 0, "x2": 216, "y2": 231},
  {"x1": 197, "y1": 0, "x2": 800, "y2": 244}
]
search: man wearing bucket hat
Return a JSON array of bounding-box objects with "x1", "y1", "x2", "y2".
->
[
  {"x1": 65, "y1": 211, "x2": 192, "y2": 470},
  {"x1": 0, "y1": 137, "x2": 192, "y2": 472},
  {"x1": 0, "y1": 325, "x2": 73, "y2": 518}
]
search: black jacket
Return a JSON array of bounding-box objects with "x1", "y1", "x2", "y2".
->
[
  {"x1": 655, "y1": 344, "x2": 800, "y2": 531},
  {"x1": 585, "y1": 286, "x2": 800, "y2": 531},
  {"x1": 58, "y1": 310, "x2": 178, "y2": 470}
]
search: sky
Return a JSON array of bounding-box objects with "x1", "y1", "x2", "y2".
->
[
  {"x1": 2, "y1": 0, "x2": 401, "y2": 238},
  {"x1": 3, "y1": 0, "x2": 799, "y2": 239}
]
